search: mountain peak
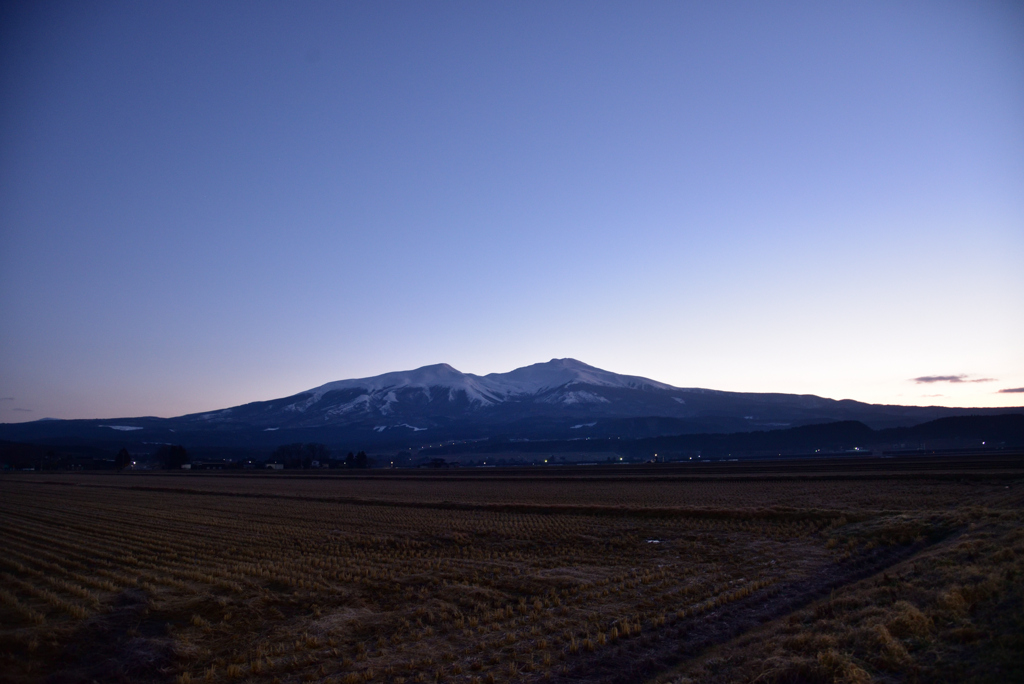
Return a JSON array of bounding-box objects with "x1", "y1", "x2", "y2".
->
[
  {"x1": 309, "y1": 362, "x2": 468, "y2": 397},
  {"x1": 403, "y1": 362, "x2": 463, "y2": 378},
  {"x1": 547, "y1": 358, "x2": 593, "y2": 368},
  {"x1": 486, "y1": 359, "x2": 675, "y2": 394}
]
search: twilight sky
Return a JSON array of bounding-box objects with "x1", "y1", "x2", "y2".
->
[{"x1": 1, "y1": 1, "x2": 1022, "y2": 422}]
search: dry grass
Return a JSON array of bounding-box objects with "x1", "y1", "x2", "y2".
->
[
  {"x1": 0, "y1": 464, "x2": 1021, "y2": 683},
  {"x1": 655, "y1": 514, "x2": 1024, "y2": 684}
]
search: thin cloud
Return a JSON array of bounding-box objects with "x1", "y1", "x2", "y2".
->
[
  {"x1": 913, "y1": 375, "x2": 965, "y2": 383},
  {"x1": 0, "y1": 397, "x2": 14, "y2": 401},
  {"x1": 11, "y1": 408, "x2": 32, "y2": 412},
  {"x1": 999, "y1": 387, "x2": 1024, "y2": 394},
  {"x1": 912, "y1": 375, "x2": 996, "y2": 384}
]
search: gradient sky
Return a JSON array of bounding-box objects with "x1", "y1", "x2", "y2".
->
[{"x1": 2, "y1": 1, "x2": 1022, "y2": 422}]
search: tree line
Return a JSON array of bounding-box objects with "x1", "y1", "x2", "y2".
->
[
  {"x1": 270, "y1": 443, "x2": 370, "y2": 469},
  {"x1": 111, "y1": 443, "x2": 374, "y2": 470}
]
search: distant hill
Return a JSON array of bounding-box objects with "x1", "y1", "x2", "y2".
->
[
  {"x1": 1, "y1": 359, "x2": 1021, "y2": 455},
  {"x1": 421, "y1": 414, "x2": 1024, "y2": 462}
]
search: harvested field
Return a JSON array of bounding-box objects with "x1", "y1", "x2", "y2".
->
[{"x1": 1, "y1": 455, "x2": 1021, "y2": 683}]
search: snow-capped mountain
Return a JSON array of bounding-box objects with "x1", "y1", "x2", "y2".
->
[
  {"x1": 3, "y1": 358, "x2": 1019, "y2": 450},
  {"x1": 305, "y1": 358, "x2": 674, "y2": 408},
  {"x1": 174, "y1": 358, "x2": 1010, "y2": 439},
  {"x1": 190, "y1": 358, "x2": 683, "y2": 428}
]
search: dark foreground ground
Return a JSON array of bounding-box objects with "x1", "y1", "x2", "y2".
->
[{"x1": 1, "y1": 453, "x2": 1021, "y2": 684}]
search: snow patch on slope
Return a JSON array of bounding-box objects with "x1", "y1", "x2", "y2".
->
[
  {"x1": 284, "y1": 395, "x2": 318, "y2": 413},
  {"x1": 324, "y1": 394, "x2": 372, "y2": 418},
  {"x1": 374, "y1": 424, "x2": 427, "y2": 432},
  {"x1": 541, "y1": 390, "x2": 611, "y2": 405},
  {"x1": 379, "y1": 390, "x2": 399, "y2": 415}
]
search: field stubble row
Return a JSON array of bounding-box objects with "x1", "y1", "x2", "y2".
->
[
  {"x1": 0, "y1": 469, "x2": 1020, "y2": 683},
  {"x1": 16, "y1": 468, "x2": 1024, "y2": 511}
]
